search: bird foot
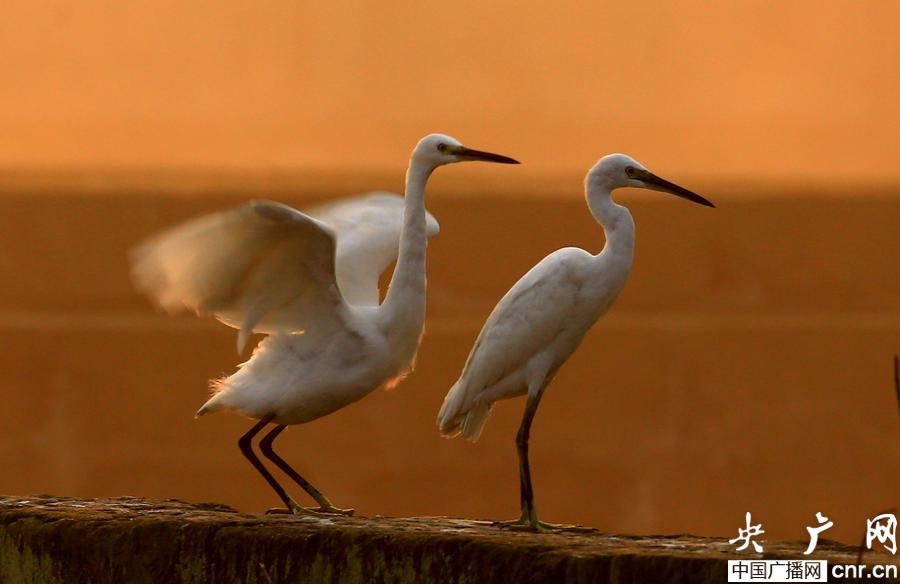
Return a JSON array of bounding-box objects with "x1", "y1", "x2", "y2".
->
[
  {"x1": 491, "y1": 518, "x2": 529, "y2": 529},
  {"x1": 312, "y1": 505, "x2": 355, "y2": 516},
  {"x1": 492, "y1": 517, "x2": 595, "y2": 533},
  {"x1": 536, "y1": 521, "x2": 596, "y2": 533},
  {"x1": 265, "y1": 503, "x2": 354, "y2": 517}
]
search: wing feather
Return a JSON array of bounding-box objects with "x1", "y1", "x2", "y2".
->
[
  {"x1": 131, "y1": 200, "x2": 344, "y2": 352},
  {"x1": 438, "y1": 249, "x2": 591, "y2": 437},
  {"x1": 461, "y1": 250, "x2": 587, "y2": 393},
  {"x1": 306, "y1": 192, "x2": 440, "y2": 305}
]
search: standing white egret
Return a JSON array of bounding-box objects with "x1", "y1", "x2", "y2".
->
[
  {"x1": 437, "y1": 154, "x2": 713, "y2": 531},
  {"x1": 132, "y1": 134, "x2": 519, "y2": 515}
]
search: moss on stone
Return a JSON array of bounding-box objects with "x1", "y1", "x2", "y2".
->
[{"x1": 0, "y1": 496, "x2": 884, "y2": 583}]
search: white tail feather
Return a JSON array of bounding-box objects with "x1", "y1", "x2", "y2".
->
[
  {"x1": 437, "y1": 381, "x2": 491, "y2": 442},
  {"x1": 437, "y1": 382, "x2": 464, "y2": 436},
  {"x1": 460, "y1": 404, "x2": 491, "y2": 442},
  {"x1": 195, "y1": 378, "x2": 229, "y2": 418}
]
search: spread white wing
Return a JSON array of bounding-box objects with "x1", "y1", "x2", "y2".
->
[
  {"x1": 131, "y1": 193, "x2": 440, "y2": 353},
  {"x1": 305, "y1": 192, "x2": 440, "y2": 305},
  {"x1": 131, "y1": 200, "x2": 345, "y2": 353}
]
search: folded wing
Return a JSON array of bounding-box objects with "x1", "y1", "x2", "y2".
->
[
  {"x1": 131, "y1": 200, "x2": 345, "y2": 353},
  {"x1": 438, "y1": 251, "x2": 587, "y2": 439}
]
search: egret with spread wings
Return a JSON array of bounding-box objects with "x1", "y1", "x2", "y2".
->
[
  {"x1": 437, "y1": 154, "x2": 713, "y2": 531},
  {"x1": 132, "y1": 134, "x2": 518, "y2": 515}
]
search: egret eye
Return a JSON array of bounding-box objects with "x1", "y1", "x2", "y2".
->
[
  {"x1": 625, "y1": 167, "x2": 636, "y2": 177},
  {"x1": 437, "y1": 143, "x2": 448, "y2": 153}
]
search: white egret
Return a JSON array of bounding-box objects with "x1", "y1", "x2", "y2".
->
[
  {"x1": 132, "y1": 134, "x2": 519, "y2": 515},
  {"x1": 437, "y1": 154, "x2": 713, "y2": 531}
]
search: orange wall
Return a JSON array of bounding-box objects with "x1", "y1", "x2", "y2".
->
[
  {"x1": 1, "y1": 1, "x2": 898, "y2": 181},
  {"x1": 1, "y1": 192, "x2": 897, "y2": 545},
  {"x1": 0, "y1": 1, "x2": 897, "y2": 546}
]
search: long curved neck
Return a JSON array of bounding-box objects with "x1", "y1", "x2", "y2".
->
[
  {"x1": 586, "y1": 179, "x2": 635, "y2": 264},
  {"x1": 380, "y1": 159, "x2": 434, "y2": 333}
]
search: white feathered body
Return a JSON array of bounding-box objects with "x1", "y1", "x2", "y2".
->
[
  {"x1": 131, "y1": 192, "x2": 438, "y2": 426},
  {"x1": 438, "y1": 202, "x2": 635, "y2": 441},
  {"x1": 199, "y1": 305, "x2": 418, "y2": 424}
]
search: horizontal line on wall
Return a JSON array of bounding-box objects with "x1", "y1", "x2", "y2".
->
[{"x1": 0, "y1": 311, "x2": 897, "y2": 334}]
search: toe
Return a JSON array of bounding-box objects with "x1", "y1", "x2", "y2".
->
[
  {"x1": 264, "y1": 507, "x2": 292, "y2": 515},
  {"x1": 320, "y1": 506, "x2": 354, "y2": 516}
]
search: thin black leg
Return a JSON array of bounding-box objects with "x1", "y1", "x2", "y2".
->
[
  {"x1": 516, "y1": 388, "x2": 545, "y2": 526},
  {"x1": 238, "y1": 414, "x2": 299, "y2": 513},
  {"x1": 491, "y1": 382, "x2": 596, "y2": 533},
  {"x1": 259, "y1": 425, "x2": 354, "y2": 515},
  {"x1": 503, "y1": 387, "x2": 597, "y2": 534}
]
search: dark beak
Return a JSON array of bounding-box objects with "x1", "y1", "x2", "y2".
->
[
  {"x1": 636, "y1": 169, "x2": 715, "y2": 208},
  {"x1": 454, "y1": 146, "x2": 520, "y2": 164}
]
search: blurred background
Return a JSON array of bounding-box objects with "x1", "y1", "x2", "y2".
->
[{"x1": 1, "y1": 1, "x2": 898, "y2": 546}]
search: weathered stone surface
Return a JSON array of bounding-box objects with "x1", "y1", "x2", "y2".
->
[{"x1": 0, "y1": 496, "x2": 888, "y2": 583}]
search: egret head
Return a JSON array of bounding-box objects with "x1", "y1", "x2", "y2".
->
[
  {"x1": 412, "y1": 133, "x2": 520, "y2": 168},
  {"x1": 589, "y1": 153, "x2": 714, "y2": 207}
]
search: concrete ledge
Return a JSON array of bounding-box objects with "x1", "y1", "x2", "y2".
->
[{"x1": 0, "y1": 496, "x2": 878, "y2": 583}]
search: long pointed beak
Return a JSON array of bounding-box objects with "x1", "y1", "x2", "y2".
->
[
  {"x1": 453, "y1": 145, "x2": 520, "y2": 164},
  {"x1": 636, "y1": 169, "x2": 714, "y2": 208}
]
